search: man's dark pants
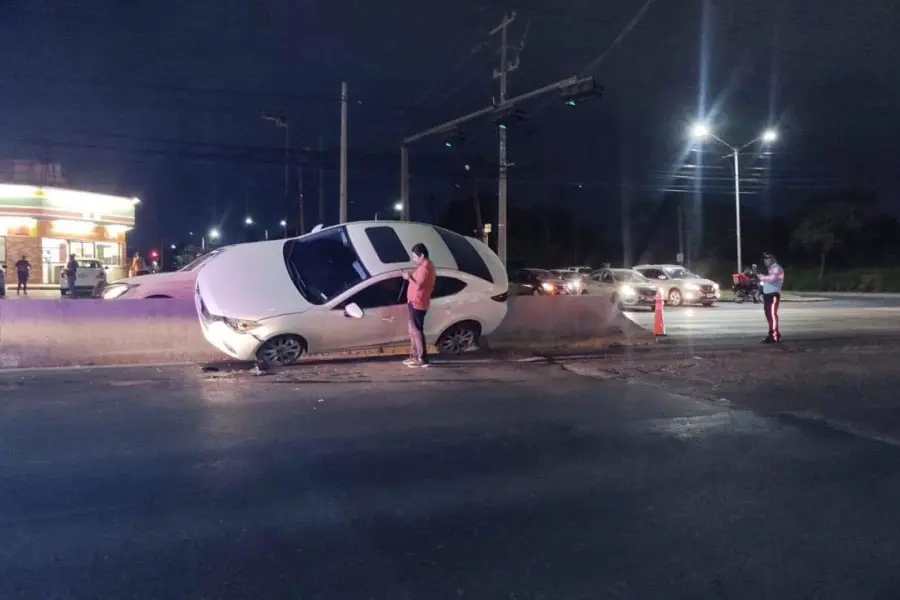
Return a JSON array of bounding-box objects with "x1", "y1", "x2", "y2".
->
[
  {"x1": 763, "y1": 292, "x2": 781, "y2": 340},
  {"x1": 407, "y1": 303, "x2": 428, "y2": 362},
  {"x1": 16, "y1": 273, "x2": 28, "y2": 294}
]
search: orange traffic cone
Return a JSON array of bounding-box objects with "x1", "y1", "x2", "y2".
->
[{"x1": 653, "y1": 289, "x2": 667, "y2": 336}]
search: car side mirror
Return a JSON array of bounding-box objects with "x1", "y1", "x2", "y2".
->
[{"x1": 344, "y1": 302, "x2": 364, "y2": 319}]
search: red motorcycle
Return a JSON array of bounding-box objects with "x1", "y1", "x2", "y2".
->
[{"x1": 732, "y1": 273, "x2": 760, "y2": 304}]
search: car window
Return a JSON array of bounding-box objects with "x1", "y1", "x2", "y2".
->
[
  {"x1": 180, "y1": 252, "x2": 218, "y2": 272},
  {"x1": 612, "y1": 269, "x2": 649, "y2": 283},
  {"x1": 435, "y1": 228, "x2": 494, "y2": 283},
  {"x1": 364, "y1": 226, "x2": 410, "y2": 264},
  {"x1": 343, "y1": 277, "x2": 406, "y2": 309},
  {"x1": 601, "y1": 271, "x2": 615, "y2": 283},
  {"x1": 283, "y1": 227, "x2": 369, "y2": 305},
  {"x1": 663, "y1": 267, "x2": 696, "y2": 279},
  {"x1": 432, "y1": 276, "x2": 467, "y2": 299}
]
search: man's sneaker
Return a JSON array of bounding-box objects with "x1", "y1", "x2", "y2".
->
[
  {"x1": 402, "y1": 357, "x2": 417, "y2": 366},
  {"x1": 406, "y1": 358, "x2": 430, "y2": 368},
  {"x1": 762, "y1": 337, "x2": 775, "y2": 344}
]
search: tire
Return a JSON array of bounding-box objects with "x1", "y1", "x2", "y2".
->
[
  {"x1": 701, "y1": 302, "x2": 715, "y2": 307},
  {"x1": 580, "y1": 289, "x2": 588, "y2": 295},
  {"x1": 667, "y1": 288, "x2": 683, "y2": 307},
  {"x1": 256, "y1": 335, "x2": 306, "y2": 367},
  {"x1": 436, "y1": 321, "x2": 481, "y2": 355},
  {"x1": 734, "y1": 290, "x2": 745, "y2": 304}
]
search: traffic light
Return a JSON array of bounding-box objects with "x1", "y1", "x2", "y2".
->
[
  {"x1": 561, "y1": 77, "x2": 603, "y2": 106},
  {"x1": 149, "y1": 249, "x2": 159, "y2": 260}
]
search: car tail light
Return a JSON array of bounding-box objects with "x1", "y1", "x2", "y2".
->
[{"x1": 491, "y1": 292, "x2": 508, "y2": 302}]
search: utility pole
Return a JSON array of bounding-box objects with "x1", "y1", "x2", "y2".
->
[
  {"x1": 398, "y1": 33, "x2": 601, "y2": 266},
  {"x1": 732, "y1": 149, "x2": 742, "y2": 273},
  {"x1": 297, "y1": 162, "x2": 305, "y2": 235},
  {"x1": 262, "y1": 111, "x2": 290, "y2": 222},
  {"x1": 492, "y1": 12, "x2": 518, "y2": 265},
  {"x1": 676, "y1": 201, "x2": 685, "y2": 265},
  {"x1": 317, "y1": 136, "x2": 325, "y2": 225},
  {"x1": 339, "y1": 82, "x2": 349, "y2": 223}
]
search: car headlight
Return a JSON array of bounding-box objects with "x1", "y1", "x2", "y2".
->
[
  {"x1": 713, "y1": 283, "x2": 720, "y2": 289},
  {"x1": 567, "y1": 279, "x2": 582, "y2": 289},
  {"x1": 620, "y1": 285, "x2": 636, "y2": 296},
  {"x1": 102, "y1": 283, "x2": 136, "y2": 299},
  {"x1": 541, "y1": 282, "x2": 554, "y2": 292},
  {"x1": 225, "y1": 318, "x2": 261, "y2": 332},
  {"x1": 684, "y1": 283, "x2": 700, "y2": 290}
]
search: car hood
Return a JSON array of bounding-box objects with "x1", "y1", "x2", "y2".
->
[
  {"x1": 619, "y1": 281, "x2": 658, "y2": 291},
  {"x1": 195, "y1": 240, "x2": 312, "y2": 320},
  {"x1": 683, "y1": 277, "x2": 716, "y2": 287},
  {"x1": 113, "y1": 271, "x2": 191, "y2": 287}
]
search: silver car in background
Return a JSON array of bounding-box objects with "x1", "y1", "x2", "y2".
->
[{"x1": 583, "y1": 268, "x2": 659, "y2": 310}]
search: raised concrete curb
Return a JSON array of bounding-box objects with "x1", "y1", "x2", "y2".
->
[{"x1": 0, "y1": 296, "x2": 652, "y2": 368}]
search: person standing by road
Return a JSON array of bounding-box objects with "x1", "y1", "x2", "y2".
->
[
  {"x1": 66, "y1": 254, "x2": 78, "y2": 298},
  {"x1": 129, "y1": 252, "x2": 146, "y2": 278},
  {"x1": 758, "y1": 252, "x2": 785, "y2": 343},
  {"x1": 401, "y1": 243, "x2": 436, "y2": 368},
  {"x1": 14, "y1": 254, "x2": 30, "y2": 296}
]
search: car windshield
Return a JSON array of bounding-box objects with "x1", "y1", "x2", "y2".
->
[
  {"x1": 663, "y1": 267, "x2": 698, "y2": 279},
  {"x1": 179, "y1": 252, "x2": 218, "y2": 272},
  {"x1": 612, "y1": 269, "x2": 649, "y2": 283},
  {"x1": 283, "y1": 226, "x2": 369, "y2": 305}
]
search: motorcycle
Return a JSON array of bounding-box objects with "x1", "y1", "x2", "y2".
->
[{"x1": 732, "y1": 273, "x2": 760, "y2": 304}]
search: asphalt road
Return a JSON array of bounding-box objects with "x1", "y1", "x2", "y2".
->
[
  {"x1": 3, "y1": 354, "x2": 900, "y2": 598},
  {"x1": 624, "y1": 297, "x2": 900, "y2": 340}
]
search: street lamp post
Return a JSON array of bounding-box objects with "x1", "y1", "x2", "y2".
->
[
  {"x1": 690, "y1": 123, "x2": 777, "y2": 273},
  {"x1": 280, "y1": 219, "x2": 287, "y2": 238},
  {"x1": 205, "y1": 228, "x2": 220, "y2": 251},
  {"x1": 375, "y1": 202, "x2": 404, "y2": 221}
]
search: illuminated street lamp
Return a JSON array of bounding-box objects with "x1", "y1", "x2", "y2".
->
[
  {"x1": 244, "y1": 216, "x2": 253, "y2": 226},
  {"x1": 280, "y1": 219, "x2": 288, "y2": 238},
  {"x1": 202, "y1": 228, "x2": 220, "y2": 251},
  {"x1": 375, "y1": 202, "x2": 404, "y2": 221},
  {"x1": 690, "y1": 122, "x2": 779, "y2": 273}
]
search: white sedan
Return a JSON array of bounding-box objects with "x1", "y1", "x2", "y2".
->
[
  {"x1": 195, "y1": 221, "x2": 510, "y2": 366},
  {"x1": 102, "y1": 250, "x2": 225, "y2": 299},
  {"x1": 60, "y1": 259, "x2": 107, "y2": 297}
]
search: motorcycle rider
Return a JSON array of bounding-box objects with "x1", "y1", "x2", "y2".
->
[{"x1": 758, "y1": 252, "x2": 784, "y2": 343}]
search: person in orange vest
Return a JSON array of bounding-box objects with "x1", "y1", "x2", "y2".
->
[{"x1": 129, "y1": 252, "x2": 146, "y2": 278}]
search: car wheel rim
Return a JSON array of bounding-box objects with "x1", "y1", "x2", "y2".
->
[
  {"x1": 261, "y1": 338, "x2": 302, "y2": 365},
  {"x1": 669, "y1": 291, "x2": 681, "y2": 305},
  {"x1": 440, "y1": 328, "x2": 475, "y2": 354}
]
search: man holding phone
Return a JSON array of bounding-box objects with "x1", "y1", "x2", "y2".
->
[{"x1": 401, "y1": 243, "x2": 436, "y2": 368}]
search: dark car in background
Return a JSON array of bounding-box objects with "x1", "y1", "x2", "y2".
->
[{"x1": 509, "y1": 268, "x2": 571, "y2": 296}]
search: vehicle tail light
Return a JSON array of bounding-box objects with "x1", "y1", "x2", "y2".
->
[{"x1": 491, "y1": 292, "x2": 508, "y2": 302}]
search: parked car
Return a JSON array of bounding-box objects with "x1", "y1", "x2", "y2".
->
[
  {"x1": 60, "y1": 258, "x2": 107, "y2": 297},
  {"x1": 508, "y1": 268, "x2": 572, "y2": 296},
  {"x1": 195, "y1": 221, "x2": 509, "y2": 366},
  {"x1": 583, "y1": 268, "x2": 659, "y2": 310},
  {"x1": 560, "y1": 265, "x2": 594, "y2": 276},
  {"x1": 632, "y1": 264, "x2": 720, "y2": 306},
  {"x1": 553, "y1": 270, "x2": 588, "y2": 294},
  {"x1": 101, "y1": 249, "x2": 227, "y2": 299}
]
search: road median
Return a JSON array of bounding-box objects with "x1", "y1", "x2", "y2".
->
[{"x1": 0, "y1": 296, "x2": 652, "y2": 368}]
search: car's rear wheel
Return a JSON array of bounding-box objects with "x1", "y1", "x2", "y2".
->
[
  {"x1": 667, "y1": 288, "x2": 683, "y2": 307},
  {"x1": 256, "y1": 335, "x2": 306, "y2": 367},
  {"x1": 436, "y1": 321, "x2": 481, "y2": 355}
]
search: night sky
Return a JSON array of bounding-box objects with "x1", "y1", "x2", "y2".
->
[{"x1": 1, "y1": 0, "x2": 897, "y2": 251}]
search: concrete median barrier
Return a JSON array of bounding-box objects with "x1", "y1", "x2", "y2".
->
[{"x1": 0, "y1": 295, "x2": 652, "y2": 368}]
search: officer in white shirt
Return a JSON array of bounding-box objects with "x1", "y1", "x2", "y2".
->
[{"x1": 758, "y1": 252, "x2": 785, "y2": 343}]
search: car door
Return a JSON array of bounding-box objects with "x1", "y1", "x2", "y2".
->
[
  {"x1": 585, "y1": 270, "x2": 614, "y2": 299},
  {"x1": 326, "y1": 275, "x2": 408, "y2": 351}
]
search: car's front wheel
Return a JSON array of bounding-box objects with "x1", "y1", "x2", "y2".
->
[
  {"x1": 436, "y1": 321, "x2": 481, "y2": 355},
  {"x1": 667, "y1": 288, "x2": 683, "y2": 307},
  {"x1": 256, "y1": 335, "x2": 306, "y2": 367}
]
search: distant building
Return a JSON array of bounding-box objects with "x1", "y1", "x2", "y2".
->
[{"x1": 0, "y1": 160, "x2": 137, "y2": 284}]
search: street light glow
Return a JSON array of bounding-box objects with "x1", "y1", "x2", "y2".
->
[
  {"x1": 690, "y1": 123, "x2": 710, "y2": 139},
  {"x1": 244, "y1": 216, "x2": 253, "y2": 225},
  {"x1": 209, "y1": 228, "x2": 220, "y2": 240},
  {"x1": 762, "y1": 128, "x2": 778, "y2": 143},
  {"x1": 279, "y1": 219, "x2": 287, "y2": 227},
  {"x1": 393, "y1": 202, "x2": 403, "y2": 212}
]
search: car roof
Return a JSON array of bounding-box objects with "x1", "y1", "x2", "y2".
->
[{"x1": 633, "y1": 264, "x2": 681, "y2": 269}]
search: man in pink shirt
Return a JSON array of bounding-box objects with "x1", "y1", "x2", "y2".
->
[{"x1": 401, "y1": 243, "x2": 436, "y2": 368}]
